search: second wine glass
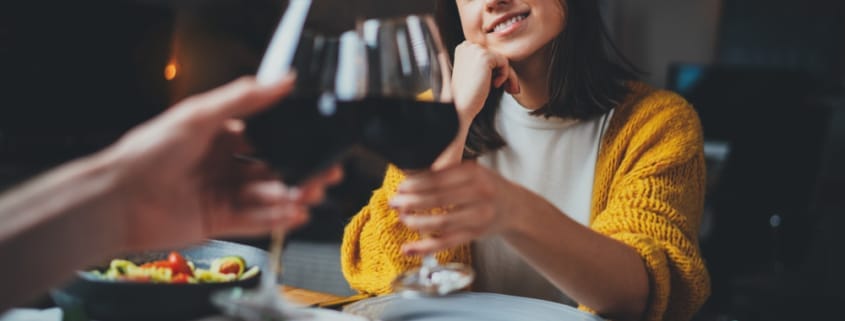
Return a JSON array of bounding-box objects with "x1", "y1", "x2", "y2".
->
[
  {"x1": 357, "y1": 14, "x2": 475, "y2": 297},
  {"x1": 212, "y1": 1, "x2": 368, "y2": 320}
]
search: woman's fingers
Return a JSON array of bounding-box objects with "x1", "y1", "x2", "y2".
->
[
  {"x1": 390, "y1": 181, "x2": 483, "y2": 213},
  {"x1": 399, "y1": 202, "x2": 496, "y2": 255},
  {"x1": 505, "y1": 65, "x2": 521, "y2": 94},
  {"x1": 488, "y1": 52, "x2": 519, "y2": 94},
  {"x1": 401, "y1": 230, "x2": 476, "y2": 256},
  {"x1": 397, "y1": 164, "x2": 474, "y2": 194},
  {"x1": 399, "y1": 202, "x2": 490, "y2": 235},
  {"x1": 491, "y1": 54, "x2": 511, "y2": 88},
  {"x1": 391, "y1": 163, "x2": 503, "y2": 254},
  {"x1": 392, "y1": 163, "x2": 492, "y2": 212}
]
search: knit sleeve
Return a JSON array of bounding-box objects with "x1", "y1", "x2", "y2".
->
[
  {"x1": 340, "y1": 164, "x2": 471, "y2": 295},
  {"x1": 588, "y1": 93, "x2": 710, "y2": 321}
]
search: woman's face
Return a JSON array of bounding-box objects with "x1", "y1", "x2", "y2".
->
[{"x1": 456, "y1": 0, "x2": 566, "y2": 62}]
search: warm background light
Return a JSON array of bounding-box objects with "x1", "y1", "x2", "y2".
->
[{"x1": 164, "y1": 62, "x2": 178, "y2": 80}]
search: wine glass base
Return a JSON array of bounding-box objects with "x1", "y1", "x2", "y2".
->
[{"x1": 391, "y1": 263, "x2": 474, "y2": 297}]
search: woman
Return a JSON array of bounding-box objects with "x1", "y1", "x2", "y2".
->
[{"x1": 341, "y1": 1, "x2": 709, "y2": 320}]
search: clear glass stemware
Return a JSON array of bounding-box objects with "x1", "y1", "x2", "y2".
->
[
  {"x1": 211, "y1": 1, "x2": 323, "y2": 320},
  {"x1": 357, "y1": 14, "x2": 475, "y2": 297}
]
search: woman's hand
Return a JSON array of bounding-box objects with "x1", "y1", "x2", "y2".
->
[
  {"x1": 388, "y1": 162, "x2": 529, "y2": 255},
  {"x1": 103, "y1": 74, "x2": 343, "y2": 252},
  {"x1": 429, "y1": 42, "x2": 521, "y2": 170},
  {"x1": 451, "y1": 41, "x2": 520, "y2": 123}
]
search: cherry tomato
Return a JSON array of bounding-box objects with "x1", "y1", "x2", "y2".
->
[
  {"x1": 167, "y1": 251, "x2": 193, "y2": 276},
  {"x1": 218, "y1": 261, "x2": 242, "y2": 275},
  {"x1": 171, "y1": 273, "x2": 190, "y2": 284}
]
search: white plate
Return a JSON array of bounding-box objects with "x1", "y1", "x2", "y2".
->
[
  {"x1": 194, "y1": 308, "x2": 368, "y2": 321},
  {"x1": 0, "y1": 307, "x2": 367, "y2": 321},
  {"x1": 299, "y1": 308, "x2": 370, "y2": 321},
  {"x1": 343, "y1": 292, "x2": 606, "y2": 321}
]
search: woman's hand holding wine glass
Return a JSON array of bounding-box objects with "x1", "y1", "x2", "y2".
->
[{"x1": 390, "y1": 162, "x2": 528, "y2": 255}]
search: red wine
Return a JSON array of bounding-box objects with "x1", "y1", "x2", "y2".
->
[
  {"x1": 244, "y1": 96, "x2": 362, "y2": 186},
  {"x1": 245, "y1": 96, "x2": 459, "y2": 185},
  {"x1": 359, "y1": 97, "x2": 459, "y2": 170}
]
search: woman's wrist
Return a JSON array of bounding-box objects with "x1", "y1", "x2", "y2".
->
[
  {"x1": 456, "y1": 106, "x2": 481, "y2": 127},
  {"x1": 499, "y1": 184, "x2": 553, "y2": 239},
  {"x1": 432, "y1": 121, "x2": 472, "y2": 170}
]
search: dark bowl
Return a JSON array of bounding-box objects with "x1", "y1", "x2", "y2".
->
[{"x1": 52, "y1": 239, "x2": 268, "y2": 321}]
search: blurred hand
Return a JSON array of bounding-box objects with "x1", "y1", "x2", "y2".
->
[
  {"x1": 451, "y1": 41, "x2": 520, "y2": 124},
  {"x1": 388, "y1": 162, "x2": 527, "y2": 255},
  {"x1": 102, "y1": 75, "x2": 343, "y2": 252}
]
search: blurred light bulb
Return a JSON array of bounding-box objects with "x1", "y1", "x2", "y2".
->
[{"x1": 164, "y1": 63, "x2": 178, "y2": 80}]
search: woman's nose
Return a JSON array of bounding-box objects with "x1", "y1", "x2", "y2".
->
[{"x1": 485, "y1": 0, "x2": 511, "y2": 11}]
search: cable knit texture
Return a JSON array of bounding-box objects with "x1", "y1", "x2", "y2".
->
[{"x1": 341, "y1": 82, "x2": 710, "y2": 321}]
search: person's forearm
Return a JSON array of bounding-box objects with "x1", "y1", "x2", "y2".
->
[
  {"x1": 432, "y1": 122, "x2": 471, "y2": 170},
  {"x1": 0, "y1": 152, "x2": 126, "y2": 311},
  {"x1": 502, "y1": 188, "x2": 649, "y2": 321}
]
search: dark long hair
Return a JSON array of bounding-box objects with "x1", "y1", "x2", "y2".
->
[{"x1": 434, "y1": 0, "x2": 640, "y2": 158}]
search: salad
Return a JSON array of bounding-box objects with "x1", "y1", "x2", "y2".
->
[{"x1": 88, "y1": 251, "x2": 259, "y2": 284}]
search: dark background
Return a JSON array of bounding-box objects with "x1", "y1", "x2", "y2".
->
[{"x1": 2, "y1": 0, "x2": 844, "y2": 320}]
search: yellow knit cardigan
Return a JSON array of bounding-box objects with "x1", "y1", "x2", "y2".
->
[{"x1": 341, "y1": 83, "x2": 711, "y2": 321}]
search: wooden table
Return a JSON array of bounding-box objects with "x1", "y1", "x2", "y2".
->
[{"x1": 279, "y1": 285, "x2": 371, "y2": 309}]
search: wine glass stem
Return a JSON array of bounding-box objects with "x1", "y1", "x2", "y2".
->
[
  {"x1": 422, "y1": 253, "x2": 438, "y2": 269},
  {"x1": 264, "y1": 228, "x2": 286, "y2": 291},
  {"x1": 419, "y1": 253, "x2": 438, "y2": 285}
]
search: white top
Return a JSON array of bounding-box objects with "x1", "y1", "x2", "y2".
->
[{"x1": 472, "y1": 93, "x2": 614, "y2": 305}]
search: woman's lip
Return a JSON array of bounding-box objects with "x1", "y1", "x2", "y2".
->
[
  {"x1": 486, "y1": 11, "x2": 530, "y2": 33},
  {"x1": 488, "y1": 14, "x2": 528, "y2": 36}
]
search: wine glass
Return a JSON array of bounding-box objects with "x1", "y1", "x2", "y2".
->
[
  {"x1": 211, "y1": 1, "x2": 368, "y2": 320},
  {"x1": 356, "y1": 14, "x2": 475, "y2": 297}
]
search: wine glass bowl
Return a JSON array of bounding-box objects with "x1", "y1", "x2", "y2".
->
[
  {"x1": 245, "y1": 31, "x2": 363, "y2": 186},
  {"x1": 357, "y1": 14, "x2": 459, "y2": 171},
  {"x1": 245, "y1": 12, "x2": 462, "y2": 188},
  {"x1": 359, "y1": 96, "x2": 459, "y2": 170}
]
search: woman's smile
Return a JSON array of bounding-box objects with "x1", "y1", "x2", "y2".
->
[
  {"x1": 486, "y1": 11, "x2": 530, "y2": 36},
  {"x1": 458, "y1": 0, "x2": 564, "y2": 62}
]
